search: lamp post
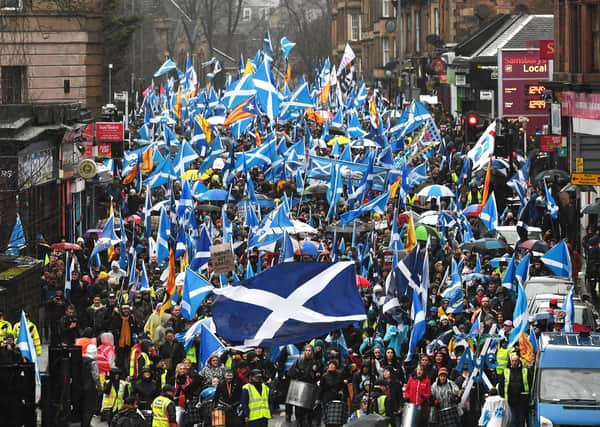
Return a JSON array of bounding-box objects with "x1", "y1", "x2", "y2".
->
[{"x1": 108, "y1": 63, "x2": 113, "y2": 104}]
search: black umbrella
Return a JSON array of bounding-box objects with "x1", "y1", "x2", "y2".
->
[
  {"x1": 583, "y1": 203, "x2": 600, "y2": 215},
  {"x1": 461, "y1": 238, "x2": 509, "y2": 254},
  {"x1": 533, "y1": 169, "x2": 570, "y2": 184},
  {"x1": 326, "y1": 221, "x2": 372, "y2": 234},
  {"x1": 346, "y1": 413, "x2": 392, "y2": 427}
]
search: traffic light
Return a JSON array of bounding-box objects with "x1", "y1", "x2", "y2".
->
[{"x1": 464, "y1": 111, "x2": 480, "y2": 146}]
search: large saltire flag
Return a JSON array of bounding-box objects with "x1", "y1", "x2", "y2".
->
[{"x1": 6, "y1": 213, "x2": 25, "y2": 255}]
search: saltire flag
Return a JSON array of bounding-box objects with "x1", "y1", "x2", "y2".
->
[
  {"x1": 279, "y1": 231, "x2": 295, "y2": 263},
  {"x1": 185, "y1": 53, "x2": 197, "y2": 94},
  {"x1": 340, "y1": 191, "x2": 389, "y2": 225},
  {"x1": 181, "y1": 267, "x2": 213, "y2": 320},
  {"x1": 222, "y1": 74, "x2": 256, "y2": 110},
  {"x1": 388, "y1": 208, "x2": 401, "y2": 251},
  {"x1": 515, "y1": 254, "x2": 530, "y2": 288},
  {"x1": 89, "y1": 214, "x2": 121, "y2": 261},
  {"x1": 139, "y1": 259, "x2": 150, "y2": 290},
  {"x1": 175, "y1": 225, "x2": 187, "y2": 259},
  {"x1": 199, "y1": 324, "x2": 226, "y2": 368},
  {"x1": 177, "y1": 180, "x2": 194, "y2": 226},
  {"x1": 6, "y1": 213, "x2": 25, "y2": 255},
  {"x1": 501, "y1": 256, "x2": 517, "y2": 291},
  {"x1": 154, "y1": 58, "x2": 177, "y2": 77},
  {"x1": 128, "y1": 248, "x2": 138, "y2": 287},
  {"x1": 388, "y1": 100, "x2": 431, "y2": 138},
  {"x1": 405, "y1": 285, "x2": 426, "y2": 362},
  {"x1": 212, "y1": 261, "x2": 366, "y2": 346},
  {"x1": 508, "y1": 282, "x2": 528, "y2": 349},
  {"x1": 223, "y1": 96, "x2": 260, "y2": 127},
  {"x1": 383, "y1": 244, "x2": 424, "y2": 316},
  {"x1": 467, "y1": 121, "x2": 495, "y2": 171},
  {"x1": 479, "y1": 192, "x2": 498, "y2": 232},
  {"x1": 17, "y1": 310, "x2": 40, "y2": 383},
  {"x1": 326, "y1": 164, "x2": 343, "y2": 219},
  {"x1": 562, "y1": 286, "x2": 575, "y2": 333},
  {"x1": 143, "y1": 186, "x2": 153, "y2": 238},
  {"x1": 253, "y1": 58, "x2": 283, "y2": 120},
  {"x1": 156, "y1": 207, "x2": 171, "y2": 264},
  {"x1": 280, "y1": 36, "x2": 296, "y2": 59},
  {"x1": 269, "y1": 344, "x2": 300, "y2": 371},
  {"x1": 541, "y1": 240, "x2": 571, "y2": 278},
  {"x1": 441, "y1": 259, "x2": 464, "y2": 314},
  {"x1": 544, "y1": 180, "x2": 559, "y2": 220},
  {"x1": 469, "y1": 312, "x2": 481, "y2": 336}
]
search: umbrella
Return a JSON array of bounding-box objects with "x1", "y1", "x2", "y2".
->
[
  {"x1": 83, "y1": 228, "x2": 102, "y2": 238},
  {"x1": 207, "y1": 116, "x2": 225, "y2": 126},
  {"x1": 561, "y1": 183, "x2": 596, "y2": 193},
  {"x1": 197, "y1": 204, "x2": 222, "y2": 213},
  {"x1": 356, "y1": 275, "x2": 371, "y2": 288},
  {"x1": 50, "y1": 242, "x2": 82, "y2": 251},
  {"x1": 582, "y1": 203, "x2": 600, "y2": 215},
  {"x1": 461, "y1": 238, "x2": 509, "y2": 253},
  {"x1": 291, "y1": 220, "x2": 318, "y2": 235},
  {"x1": 196, "y1": 189, "x2": 234, "y2": 202},
  {"x1": 346, "y1": 413, "x2": 392, "y2": 427},
  {"x1": 415, "y1": 224, "x2": 440, "y2": 241},
  {"x1": 236, "y1": 195, "x2": 276, "y2": 210},
  {"x1": 489, "y1": 256, "x2": 511, "y2": 267},
  {"x1": 533, "y1": 169, "x2": 570, "y2": 184},
  {"x1": 301, "y1": 241, "x2": 320, "y2": 257},
  {"x1": 125, "y1": 214, "x2": 142, "y2": 224},
  {"x1": 327, "y1": 135, "x2": 350, "y2": 146},
  {"x1": 518, "y1": 239, "x2": 549, "y2": 253},
  {"x1": 302, "y1": 184, "x2": 329, "y2": 195},
  {"x1": 351, "y1": 138, "x2": 377, "y2": 148},
  {"x1": 417, "y1": 184, "x2": 454, "y2": 198},
  {"x1": 326, "y1": 221, "x2": 372, "y2": 234},
  {"x1": 418, "y1": 210, "x2": 457, "y2": 227}
]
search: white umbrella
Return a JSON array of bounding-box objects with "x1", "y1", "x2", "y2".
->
[
  {"x1": 256, "y1": 236, "x2": 300, "y2": 252},
  {"x1": 417, "y1": 184, "x2": 454, "y2": 198},
  {"x1": 207, "y1": 116, "x2": 225, "y2": 125}
]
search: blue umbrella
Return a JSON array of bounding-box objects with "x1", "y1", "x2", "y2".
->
[
  {"x1": 301, "y1": 241, "x2": 319, "y2": 257},
  {"x1": 417, "y1": 184, "x2": 454, "y2": 198},
  {"x1": 197, "y1": 189, "x2": 234, "y2": 202}
]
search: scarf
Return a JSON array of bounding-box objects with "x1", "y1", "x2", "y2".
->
[{"x1": 119, "y1": 316, "x2": 131, "y2": 348}]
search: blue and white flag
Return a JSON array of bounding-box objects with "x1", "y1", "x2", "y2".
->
[
  {"x1": 406, "y1": 163, "x2": 428, "y2": 188},
  {"x1": 544, "y1": 180, "x2": 559, "y2": 220},
  {"x1": 347, "y1": 110, "x2": 367, "y2": 138},
  {"x1": 199, "y1": 323, "x2": 226, "y2": 367},
  {"x1": 405, "y1": 285, "x2": 426, "y2": 362},
  {"x1": 442, "y1": 259, "x2": 464, "y2": 314},
  {"x1": 17, "y1": 310, "x2": 40, "y2": 383},
  {"x1": 269, "y1": 344, "x2": 300, "y2": 371},
  {"x1": 501, "y1": 256, "x2": 517, "y2": 291},
  {"x1": 480, "y1": 192, "x2": 498, "y2": 232},
  {"x1": 280, "y1": 37, "x2": 296, "y2": 59},
  {"x1": 212, "y1": 261, "x2": 366, "y2": 346},
  {"x1": 156, "y1": 207, "x2": 171, "y2": 264},
  {"x1": 515, "y1": 254, "x2": 530, "y2": 288},
  {"x1": 143, "y1": 186, "x2": 153, "y2": 238},
  {"x1": 154, "y1": 58, "x2": 177, "y2": 77},
  {"x1": 541, "y1": 240, "x2": 571, "y2": 278},
  {"x1": 175, "y1": 225, "x2": 187, "y2": 259},
  {"x1": 89, "y1": 215, "x2": 121, "y2": 261},
  {"x1": 562, "y1": 286, "x2": 575, "y2": 333},
  {"x1": 279, "y1": 231, "x2": 295, "y2": 263},
  {"x1": 181, "y1": 268, "x2": 213, "y2": 321},
  {"x1": 139, "y1": 259, "x2": 150, "y2": 290},
  {"x1": 253, "y1": 58, "x2": 283, "y2": 120},
  {"x1": 64, "y1": 251, "x2": 76, "y2": 301},
  {"x1": 389, "y1": 100, "x2": 432, "y2": 138},
  {"x1": 191, "y1": 224, "x2": 212, "y2": 271},
  {"x1": 508, "y1": 282, "x2": 528, "y2": 349},
  {"x1": 467, "y1": 122, "x2": 495, "y2": 171},
  {"x1": 222, "y1": 75, "x2": 256, "y2": 110},
  {"x1": 340, "y1": 191, "x2": 389, "y2": 225},
  {"x1": 388, "y1": 209, "x2": 401, "y2": 251},
  {"x1": 177, "y1": 180, "x2": 194, "y2": 225},
  {"x1": 128, "y1": 248, "x2": 137, "y2": 286},
  {"x1": 326, "y1": 164, "x2": 343, "y2": 219},
  {"x1": 6, "y1": 214, "x2": 25, "y2": 255}
]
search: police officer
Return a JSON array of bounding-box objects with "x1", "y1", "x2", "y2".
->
[
  {"x1": 102, "y1": 367, "x2": 130, "y2": 423},
  {"x1": 151, "y1": 384, "x2": 178, "y2": 427},
  {"x1": 500, "y1": 354, "x2": 531, "y2": 427},
  {"x1": 240, "y1": 369, "x2": 271, "y2": 427}
]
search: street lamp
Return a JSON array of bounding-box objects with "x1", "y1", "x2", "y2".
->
[{"x1": 108, "y1": 63, "x2": 113, "y2": 104}]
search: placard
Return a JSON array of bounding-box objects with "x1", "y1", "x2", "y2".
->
[
  {"x1": 210, "y1": 243, "x2": 235, "y2": 274},
  {"x1": 96, "y1": 122, "x2": 124, "y2": 142},
  {"x1": 0, "y1": 156, "x2": 18, "y2": 192}
]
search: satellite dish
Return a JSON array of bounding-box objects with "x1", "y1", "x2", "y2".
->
[{"x1": 78, "y1": 159, "x2": 97, "y2": 179}]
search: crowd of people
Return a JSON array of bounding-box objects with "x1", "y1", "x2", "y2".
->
[{"x1": 1, "y1": 46, "x2": 590, "y2": 427}]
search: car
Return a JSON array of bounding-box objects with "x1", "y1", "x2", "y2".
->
[
  {"x1": 496, "y1": 225, "x2": 543, "y2": 248},
  {"x1": 527, "y1": 293, "x2": 599, "y2": 331},
  {"x1": 524, "y1": 276, "x2": 573, "y2": 302}
]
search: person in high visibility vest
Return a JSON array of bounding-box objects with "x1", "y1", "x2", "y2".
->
[
  {"x1": 348, "y1": 396, "x2": 370, "y2": 421},
  {"x1": 102, "y1": 367, "x2": 130, "y2": 423},
  {"x1": 12, "y1": 313, "x2": 42, "y2": 356},
  {"x1": 501, "y1": 354, "x2": 530, "y2": 427},
  {"x1": 0, "y1": 310, "x2": 12, "y2": 343},
  {"x1": 240, "y1": 369, "x2": 271, "y2": 427},
  {"x1": 151, "y1": 384, "x2": 178, "y2": 427}
]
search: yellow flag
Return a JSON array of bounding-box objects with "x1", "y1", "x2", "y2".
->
[
  {"x1": 518, "y1": 332, "x2": 535, "y2": 367},
  {"x1": 369, "y1": 96, "x2": 379, "y2": 124},
  {"x1": 285, "y1": 62, "x2": 292, "y2": 84},
  {"x1": 481, "y1": 158, "x2": 492, "y2": 207},
  {"x1": 243, "y1": 59, "x2": 255, "y2": 76},
  {"x1": 180, "y1": 249, "x2": 189, "y2": 273},
  {"x1": 405, "y1": 212, "x2": 417, "y2": 253},
  {"x1": 318, "y1": 80, "x2": 330, "y2": 105},
  {"x1": 390, "y1": 177, "x2": 401, "y2": 199},
  {"x1": 141, "y1": 147, "x2": 154, "y2": 173},
  {"x1": 196, "y1": 114, "x2": 212, "y2": 143}
]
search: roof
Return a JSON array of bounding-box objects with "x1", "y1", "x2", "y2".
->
[
  {"x1": 541, "y1": 332, "x2": 600, "y2": 348},
  {"x1": 454, "y1": 14, "x2": 554, "y2": 61}
]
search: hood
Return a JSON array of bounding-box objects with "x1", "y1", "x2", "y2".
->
[
  {"x1": 160, "y1": 313, "x2": 172, "y2": 326},
  {"x1": 100, "y1": 332, "x2": 114, "y2": 346}
]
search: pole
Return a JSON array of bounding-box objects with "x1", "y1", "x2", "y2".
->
[
  {"x1": 125, "y1": 92, "x2": 130, "y2": 150},
  {"x1": 108, "y1": 63, "x2": 113, "y2": 104}
]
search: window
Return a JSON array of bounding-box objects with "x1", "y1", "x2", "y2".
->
[
  {"x1": 0, "y1": 0, "x2": 22, "y2": 9},
  {"x1": 349, "y1": 14, "x2": 361, "y2": 41},
  {"x1": 434, "y1": 8, "x2": 440, "y2": 35},
  {"x1": 592, "y1": 6, "x2": 600, "y2": 72},
  {"x1": 1, "y1": 66, "x2": 25, "y2": 104},
  {"x1": 261, "y1": 7, "x2": 270, "y2": 21},
  {"x1": 415, "y1": 11, "x2": 422, "y2": 52},
  {"x1": 383, "y1": 0, "x2": 395, "y2": 17},
  {"x1": 383, "y1": 38, "x2": 390, "y2": 65},
  {"x1": 242, "y1": 8, "x2": 251, "y2": 21},
  {"x1": 406, "y1": 13, "x2": 412, "y2": 53}
]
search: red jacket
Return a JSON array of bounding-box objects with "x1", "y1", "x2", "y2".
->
[{"x1": 404, "y1": 375, "x2": 432, "y2": 406}]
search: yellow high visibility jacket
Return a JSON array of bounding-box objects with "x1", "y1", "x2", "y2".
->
[{"x1": 243, "y1": 383, "x2": 271, "y2": 421}]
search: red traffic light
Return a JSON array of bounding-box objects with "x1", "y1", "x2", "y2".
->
[{"x1": 466, "y1": 113, "x2": 479, "y2": 127}]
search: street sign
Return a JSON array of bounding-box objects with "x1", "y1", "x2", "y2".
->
[
  {"x1": 114, "y1": 91, "x2": 127, "y2": 101},
  {"x1": 480, "y1": 90, "x2": 493, "y2": 101},
  {"x1": 571, "y1": 172, "x2": 600, "y2": 185}
]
